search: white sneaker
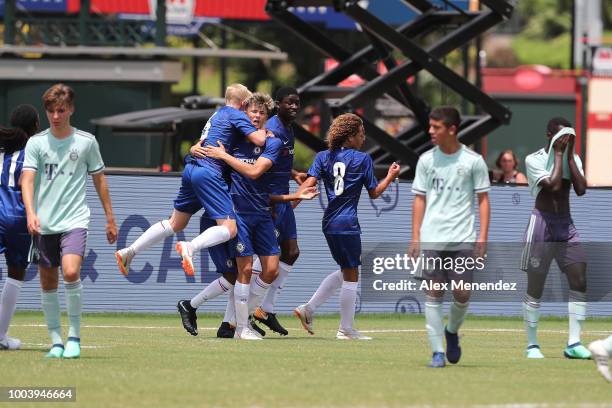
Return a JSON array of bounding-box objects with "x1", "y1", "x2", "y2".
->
[
  {"x1": 115, "y1": 248, "x2": 134, "y2": 276},
  {"x1": 336, "y1": 328, "x2": 372, "y2": 340},
  {"x1": 234, "y1": 327, "x2": 263, "y2": 340},
  {"x1": 175, "y1": 241, "x2": 195, "y2": 276},
  {"x1": 294, "y1": 304, "x2": 314, "y2": 335},
  {"x1": 588, "y1": 340, "x2": 612, "y2": 382},
  {"x1": 0, "y1": 336, "x2": 21, "y2": 350}
]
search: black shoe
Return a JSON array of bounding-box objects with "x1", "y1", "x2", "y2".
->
[
  {"x1": 249, "y1": 315, "x2": 266, "y2": 337},
  {"x1": 216, "y1": 322, "x2": 235, "y2": 338},
  {"x1": 445, "y1": 326, "x2": 461, "y2": 364},
  {"x1": 177, "y1": 300, "x2": 198, "y2": 336},
  {"x1": 254, "y1": 307, "x2": 289, "y2": 336}
]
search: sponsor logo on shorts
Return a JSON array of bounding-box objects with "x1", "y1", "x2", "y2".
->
[
  {"x1": 530, "y1": 257, "x2": 541, "y2": 268},
  {"x1": 274, "y1": 228, "x2": 280, "y2": 238},
  {"x1": 69, "y1": 148, "x2": 79, "y2": 161},
  {"x1": 236, "y1": 242, "x2": 245, "y2": 253}
]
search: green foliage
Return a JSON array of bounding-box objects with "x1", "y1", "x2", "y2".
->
[
  {"x1": 512, "y1": 32, "x2": 572, "y2": 69},
  {"x1": 512, "y1": 0, "x2": 573, "y2": 68}
]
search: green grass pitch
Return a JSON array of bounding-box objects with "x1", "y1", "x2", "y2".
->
[{"x1": 3, "y1": 312, "x2": 612, "y2": 407}]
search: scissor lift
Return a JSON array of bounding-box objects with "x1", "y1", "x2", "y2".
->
[{"x1": 266, "y1": 0, "x2": 514, "y2": 177}]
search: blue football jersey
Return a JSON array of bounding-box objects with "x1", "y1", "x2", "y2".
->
[
  {"x1": 0, "y1": 149, "x2": 26, "y2": 217},
  {"x1": 308, "y1": 148, "x2": 378, "y2": 234},
  {"x1": 264, "y1": 115, "x2": 294, "y2": 194},
  {"x1": 195, "y1": 106, "x2": 258, "y2": 172},
  {"x1": 230, "y1": 137, "x2": 282, "y2": 215}
]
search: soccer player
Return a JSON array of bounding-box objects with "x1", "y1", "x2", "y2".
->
[
  {"x1": 115, "y1": 84, "x2": 268, "y2": 276},
  {"x1": 177, "y1": 94, "x2": 316, "y2": 339},
  {"x1": 294, "y1": 113, "x2": 400, "y2": 340},
  {"x1": 21, "y1": 84, "x2": 118, "y2": 358},
  {"x1": 588, "y1": 337, "x2": 612, "y2": 382},
  {"x1": 0, "y1": 104, "x2": 40, "y2": 350},
  {"x1": 408, "y1": 107, "x2": 490, "y2": 368},
  {"x1": 253, "y1": 87, "x2": 306, "y2": 336},
  {"x1": 200, "y1": 93, "x2": 317, "y2": 340},
  {"x1": 522, "y1": 117, "x2": 589, "y2": 359}
]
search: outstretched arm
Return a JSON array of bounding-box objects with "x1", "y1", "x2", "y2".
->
[
  {"x1": 91, "y1": 172, "x2": 118, "y2": 244},
  {"x1": 270, "y1": 186, "x2": 319, "y2": 203}
]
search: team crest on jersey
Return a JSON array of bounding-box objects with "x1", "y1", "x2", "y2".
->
[
  {"x1": 69, "y1": 148, "x2": 79, "y2": 161},
  {"x1": 236, "y1": 242, "x2": 245, "y2": 253},
  {"x1": 253, "y1": 146, "x2": 262, "y2": 155},
  {"x1": 226, "y1": 259, "x2": 234, "y2": 268},
  {"x1": 456, "y1": 165, "x2": 467, "y2": 176}
]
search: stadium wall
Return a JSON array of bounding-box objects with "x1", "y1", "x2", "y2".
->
[{"x1": 4, "y1": 174, "x2": 612, "y2": 317}]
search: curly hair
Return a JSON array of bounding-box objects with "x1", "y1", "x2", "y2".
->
[
  {"x1": 327, "y1": 113, "x2": 363, "y2": 151},
  {"x1": 245, "y1": 93, "x2": 274, "y2": 116},
  {"x1": 0, "y1": 104, "x2": 39, "y2": 154}
]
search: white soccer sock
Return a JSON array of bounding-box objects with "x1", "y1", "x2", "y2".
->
[
  {"x1": 261, "y1": 261, "x2": 292, "y2": 314},
  {"x1": 41, "y1": 289, "x2": 63, "y2": 346},
  {"x1": 189, "y1": 225, "x2": 231, "y2": 253},
  {"x1": 425, "y1": 295, "x2": 444, "y2": 353},
  {"x1": 223, "y1": 290, "x2": 236, "y2": 324},
  {"x1": 0, "y1": 278, "x2": 23, "y2": 340},
  {"x1": 568, "y1": 290, "x2": 587, "y2": 345},
  {"x1": 190, "y1": 277, "x2": 233, "y2": 309},
  {"x1": 447, "y1": 300, "x2": 469, "y2": 334},
  {"x1": 64, "y1": 280, "x2": 82, "y2": 339},
  {"x1": 130, "y1": 219, "x2": 175, "y2": 254},
  {"x1": 306, "y1": 270, "x2": 343, "y2": 312},
  {"x1": 234, "y1": 282, "x2": 250, "y2": 330},
  {"x1": 339, "y1": 281, "x2": 358, "y2": 331},
  {"x1": 248, "y1": 276, "x2": 270, "y2": 315},
  {"x1": 602, "y1": 335, "x2": 612, "y2": 357},
  {"x1": 523, "y1": 294, "x2": 541, "y2": 347}
]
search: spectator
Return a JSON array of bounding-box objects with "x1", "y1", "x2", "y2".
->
[{"x1": 495, "y1": 149, "x2": 527, "y2": 183}]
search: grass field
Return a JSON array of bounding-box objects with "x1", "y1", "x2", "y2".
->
[{"x1": 3, "y1": 312, "x2": 612, "y2": 408}]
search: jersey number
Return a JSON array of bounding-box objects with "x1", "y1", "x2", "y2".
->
[{"x1": 333, "y1": 162, "x2": 346, "y2": 195}]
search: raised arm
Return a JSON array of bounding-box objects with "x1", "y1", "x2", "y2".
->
[
  {"x1": 204, "y1": 141, "x2": 272, "y2": 180},
  {"x1": 91, "y1": 172, "x2": 118, "y2": 244},
  {"x1": 246, "y1": 129, "x2": 269, "y2": 147},
  {"x1": 368, "y1": 162, "x2": 400, "y2": 199},
  {"x1": 538, "y1": 135, "x2": 568, "y2": 193},
  {"x1": 567, "y1": 135, "x2": 586, "y2": 196},
  {"x1": 21, "y1": 170, "x2": 40, "y2": 235}
]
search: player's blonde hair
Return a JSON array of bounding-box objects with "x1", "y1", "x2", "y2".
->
[
  {"x1": 225, "y1": 83, "x2": 252, "y2": 105},
  {"x1": 327, "y1": 113, "x2": 363, "y2": 151},
  {"x1": 42, "y1": 83, "x2": 75, "y2": 110},
  {"x1": 245, "y1": 93, "x2": 274, "y2": 116}
]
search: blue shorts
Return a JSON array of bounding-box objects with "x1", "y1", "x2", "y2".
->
[
  {"x1": 324, "y1": 233, "x2": 361, "y2": 269},
  {"x1": 174, "y1": 164, "x2": 236, "y2": 219},
  {"x1": 200, "y1": 216, "x2": 236, "y2": 274},
  {"x1": 273, "y1": 202, "x2": 297, "y2": 242},
  {"x1": 235, "y1": 213, "x2": 280, "y2": 257},
  {"x1": 0, "y1": 214, "x2": 30, "y2": 268}
]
